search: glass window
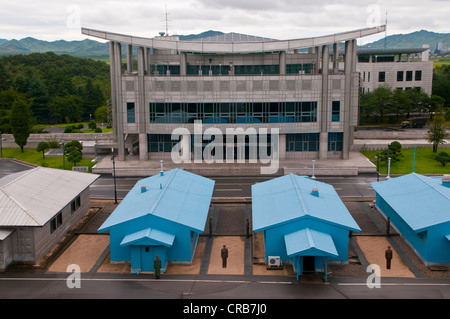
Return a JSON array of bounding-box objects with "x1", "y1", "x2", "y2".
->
[
  {"x1": 126, "y1": 102, "x2": 135, "y2": 123},
  {"x1": 332, "y1": 101, "x2": 340, "y2": 122},
  {"x1": 286, "y1": 133, "x2": 320, "y2": 152},
  {"x1": 415, "y1": 70, "x2": 422, "y2": 81},
  {"x1": 406, "y1": 71, "x2": 413, "y2": 81},
  {"x1": 397, "y1": 71, "x2": 404, "y2": 81},
  {"x1": 378, "y1": 72, "x2": 386, "y2": 82},
  {"x1": 328, "y1": 132, "x2": 343, "y2": 151}
]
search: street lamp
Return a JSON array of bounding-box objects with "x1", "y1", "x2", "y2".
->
[{"x1": 111, "y1": 154, "x2": 117, "y2": 204}]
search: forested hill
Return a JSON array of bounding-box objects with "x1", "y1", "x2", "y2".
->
[{"x1": 0, "y1": 52, "x2": 110, "y2": 131}]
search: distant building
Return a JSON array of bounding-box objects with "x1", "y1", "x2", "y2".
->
[
  {"x1": 372, "y1": 173, "x2": 450, "y2": 265},
  {"x1": 82, "y1": 26, "x2": 386, "y2": 163},
  {"x1": 252, "y1": 174, "x2": 360, "y2": 280},
  {"x1": 98, "y1": 168, "x2": 214, "y2": 274},
  {"x1": 357, "y1": 47, "x2": 433, "y2": 95},
  {"x1": 0, "y1": 167, "x2": 99, "y2": 271}
]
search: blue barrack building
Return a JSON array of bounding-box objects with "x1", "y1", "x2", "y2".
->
[
  {"x1": 372, "y1": 173, "x2": 450, "y2": 265},
  {"x1": 98, "y1": 168, "x2": 215, "y2": 273},
  {"x1": 252, "y1": 174, "x2": 360, "y2": 280}
]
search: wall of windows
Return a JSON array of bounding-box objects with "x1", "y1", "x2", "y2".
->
[
  {"x1": 148, "y1": 134, "x2": 179, "y2": 152},
  {"x1": 149, "y1": 101, "x2": 317, "y2": 124},
  {"x1": 286, "y1": 133, "x2": 319, "y2": 152}
]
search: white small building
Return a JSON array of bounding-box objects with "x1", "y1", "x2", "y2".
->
[{"x1": 0, "y1": 167, "x2": 99, "y2": 271}]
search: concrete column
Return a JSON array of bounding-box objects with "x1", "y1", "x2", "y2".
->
[
  {"x1": 314, "y1": 46, "x2": 320, "y2": 74},
  {"x1": 319, "y1": 132, "x2": 328, "y2": 160},
  {"x1": 114, "y1": 41, "x2": 125, "y2": 160},
  {"x1": 137, "y1": 47, "x2": 148, "y2": 160},
  {"x1": 145, "y1": 47, "x2": 151, "y2": 75},
  {"x1": 180, "y1": 52, "x2": 187, "y2": 76},
  {"x1": 333, "y1": 43, "x2": 339, "y2": 73},
  {"x1": 321, "y1": 45, "x2": 329, "y2": 131},
  {"x1": 127, "y1": 44, "x2": 133, "y2": 74},
  {"x1": 139, "y1": 133, "x2": 148, "y2": 161},
  {"x1": 109, "y1": 41, "x2": 118, "y2": 142},
  {"x1": 342, "y1": 40, "x2": 353, "y2": 160},
  {"x1": 279, "y1": 134, "x2": 286, "y2": 160},
  {"x1": 279, "y1": 51, "x2": 286, "y2": 75}
]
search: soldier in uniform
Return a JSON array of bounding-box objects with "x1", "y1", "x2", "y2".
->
[
  {"x1": 221, "y1": 245, "x2": 228, "y2": 268},
  {"x1": 385, "y1": 246, "x2": 393, "y2": 269},
  {"x1": 154, "y1": 255, "x2": 162, "y2": 279}
]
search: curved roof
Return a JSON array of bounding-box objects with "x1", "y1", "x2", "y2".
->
[{"x1": 81, "y1": 25, "x2": 386, "y2": 54}]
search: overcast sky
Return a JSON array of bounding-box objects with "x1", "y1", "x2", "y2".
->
[{"x1": 1, "y1": 0, "x2": 449, "y2": 45}]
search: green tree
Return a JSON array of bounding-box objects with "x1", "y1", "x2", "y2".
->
[
  {"x1": 94, "y1": 105, "x2": 107, "y2": 123},
  {"x1": 426, "y1": 108, "x2": 449, "y2": 153},
  {"x1": 380, "y1": 141, "x2": 403, "y2": 163},
  {"x1": 367, "y1": 85, "x2": 393, "y2": 123},
  {"x1": 27, "y1": 76, "x2": 50, "y2": 123},
  {"x1": 435, "y1": 152, "x2": 450, "y2": 166},
  {"x1": 36, "y1": 141, "x2": 50, "y2": 159},
  {"x1": 48, "y1": 95, "x2": 83, "y2": 123},
  {"x1": 64, "y1": 140, "x2": 83, "y2": 167},
  {"x1": 10, "y1": 98, "x2": 33, "y2": 152}
]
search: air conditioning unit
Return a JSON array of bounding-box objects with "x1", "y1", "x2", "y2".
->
[{"x1": 267, "y1": 256, "x2": 281, "y2": 268}]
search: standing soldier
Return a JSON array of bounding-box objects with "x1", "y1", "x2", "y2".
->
[
  {"x1": 385, "y1": 246, "x2": 393, "y2": 269},
  {"x1": 154, "y1": 255, "x2": 162, "y2": 279},
  {"x1": 221, "y1": 245, "x2": 228, "y2": 268}
]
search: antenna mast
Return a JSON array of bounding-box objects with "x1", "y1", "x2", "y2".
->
[{"x1": 165, "y1": 3, "x2": 170, "y2": 36}]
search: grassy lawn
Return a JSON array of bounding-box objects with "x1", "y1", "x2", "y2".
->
[
  {"x1": 362, "y1": 147, "x2": 450, "y2": 175},
  {"x1": 2, "y1": 148, "x2": 96, "y2": 172}
]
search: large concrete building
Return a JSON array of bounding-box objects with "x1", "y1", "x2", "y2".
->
[
  {"x1": 357, "y1": 46, "x2": 433, "y2": 95},
  {"x1": 82, "y1": 26, "x2": 386, "y2": 163}
]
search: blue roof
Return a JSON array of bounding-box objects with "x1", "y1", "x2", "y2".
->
[
  {"x1": 251, "y1": 174, "x2": 360, "y2": 232},
  {"x1": 284, "y1": 228, "x2": 338, "y2": 257},
  {"x1": 371, "y1": 173, "x2": 450, "y2": 232},
  {"x1": 98, "y1": 169, "x2": 215, "y2": 233},
  {"x1": 120, "y1": 227, "x2": 175, "y2": 247}
]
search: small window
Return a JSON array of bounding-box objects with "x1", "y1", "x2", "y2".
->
[
  {"x1": 415, "y1": 70, "x2": 422, "y2": 81},
  {"x1": 378, "y1": 72, "x2": 386, "y2": 82},
  {"x1": 397, "y1": 71, "x2": 404, "y2": 81},
  {"x1": 332, "y1": 101, "x2": 340, "y2": 122},
  {"x1": 127, "y1": 102, "x2": 135, "y2": 123},
  {"x1": 50, "y1": 212, "x2": 63, "y2": 234},
  {"x1": 406, "y1": 71, "x2": 413, "y2": 81}
]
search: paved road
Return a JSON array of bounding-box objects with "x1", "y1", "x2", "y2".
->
[
  {"x1": 0, "y1": 273, "x2": 448, "y2": 301},
  {"x1": 90, "y1": 174, "x2": 378, "y2": 200}
]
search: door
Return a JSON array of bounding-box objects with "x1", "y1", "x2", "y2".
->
[{"x1": 303, "y1": 256, "x2": 315, "y2": 272}]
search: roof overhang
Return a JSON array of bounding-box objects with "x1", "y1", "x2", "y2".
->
[
  {"x1": 120, "y1": 227, "x2": 175, "y2": 248},
  {"x1": 284, "y1": 228, "x2": 338, "y2": 258},
  {"x1": 81, "y1": 25, "x2": 386, "y2": 54}
]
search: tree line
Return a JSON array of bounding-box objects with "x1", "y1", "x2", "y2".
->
[{"x1": 0, "y1": 52, "x2": 110, "y2": 134}]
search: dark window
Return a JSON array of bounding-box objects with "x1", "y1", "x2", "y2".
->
[
  {"x1": 127, "y1": 102, "x2": 135, "y2": 123},
  {"x1": 415, "y1": 70, "x2": 422, "y2": 81},
  {"x1": 332, "y1": 101, "x2": 340, "y2": 122},
  {"x1": 286, "y1": 133, "x2": 320, "y2": 152},
  {"x1": 378, "y1": 72, "x2": 386, "y2": 82},
  {"x1": 397, "y1": 71, "x2": 404, "y2": 81},
  {"x1": 50, "y1": 212, "x2": 63, "y2": 234},
  {"x1": 406, "y1": 71, "x2": 413, "y2": 81},
  {"x1": 328, "y1": 132, "x2": 343, "y2": 151}
]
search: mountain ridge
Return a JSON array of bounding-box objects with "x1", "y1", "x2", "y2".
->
[{"x1": 1, "y1": 29, "x2": 448, "y2": 59}]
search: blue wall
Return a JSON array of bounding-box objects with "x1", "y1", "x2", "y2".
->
[
  {"x1": 376, "y1": 194, "x2": 450, "y2": 263},
  {"x1": 263, "y1": 218, "x2": 351, "y2": 263},
  {"x1": 108, "y1": 213, "x2": 200, "y2": 265}
]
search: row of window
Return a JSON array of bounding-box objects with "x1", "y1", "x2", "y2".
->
[
  {"x1": 50, "y1": 196, "x2": 81, "y2": 234},
  {"x1": 127, "y1": 101, "x2": 342, "y2": 124},
  {"x1": 378, "y1": 70, "x2": 422, "y2": 83},
  {"x1": 147, "y1": 133, "x2": 344, "y2": 153},
  {"x1": 150, "y1": 63, "x2": 314, "y2": 76}
]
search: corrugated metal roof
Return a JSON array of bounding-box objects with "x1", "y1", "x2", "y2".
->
[
  {"x1": 252, "y1": 174, "x2": 360, "y2": 232},
  {"x1": 120, "y1": 227, "x2": 175, "y2": 247},
  {"x1": 0, "y1": 167, "x2": 99, "y2": 227},
  {"x1": 98, "y1": 169, "x2": 215, "y2": 233},
  {"x1": 284, "y1": 228, "x2": 338, "y2": 257},
  {"x1": 371, "y1": 173, "x2": 450, "y2": 232}
]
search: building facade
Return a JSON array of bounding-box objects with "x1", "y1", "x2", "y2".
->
[
  {"x1": 98, "y1": 168, "x2": 214, "y2": 274},
  {"x1": 0, "y1": 167, "x2": 99, "y2": 271},
  {"x1": 252, "y1": 174, "x2": 360, "y2": 280},
  {"x1": 357, "y1": 46, "x2": 433, "y2": 95},
  {"x1": 83, "y1": 26, "x2": 386, "y2": 163}
]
